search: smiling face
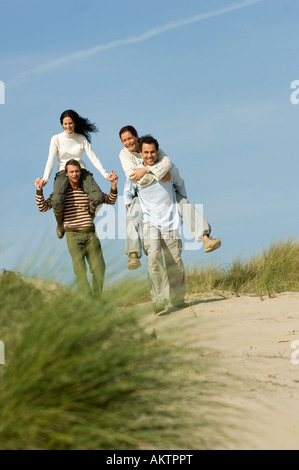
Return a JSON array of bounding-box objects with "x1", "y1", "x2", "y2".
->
[
  {"x1": 120, "y1": 130, "x2": 139, "y2": 153},
  {"x1": 62, "y1": 117, "x2": 76, "y2": 134},
  {"x1": 140, "y1": 143, "x2": 158, "y2": 166},
  {"x1": 65, "y1": 164, "x2": 81, "y2": 185}
]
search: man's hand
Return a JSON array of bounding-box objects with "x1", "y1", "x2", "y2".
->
[
  {"x1": 161, "y1": 173, "x2": 171, "y2": 182},
  {"x1": 130, "y1": 167, "x2": 147, "y2": 181},
  {"x1": 35, "y1": 178, "x2": 44, "y2": 191},
  {"x1": 106, "y1": 171, "x2": 117, "y2": 181},
  {"x1": 110, "y1": 170, "x2": 118, "y2": 190}
]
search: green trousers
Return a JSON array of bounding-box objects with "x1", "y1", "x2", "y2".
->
[{"x1": 66, "y1": 228, "x2": 105, "y2": 297}]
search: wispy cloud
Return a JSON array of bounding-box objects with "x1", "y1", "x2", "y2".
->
[{"x1": 8, "y1": 0, "x2": 263, "y2": 88}]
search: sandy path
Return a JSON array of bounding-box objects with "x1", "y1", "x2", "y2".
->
[{"x1": 139, "y1": 292, "x2": 299, "y2": 450}]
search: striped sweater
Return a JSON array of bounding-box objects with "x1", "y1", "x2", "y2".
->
[{"x1": 36, "y1": 187, "x2": 117, "y2": 232}]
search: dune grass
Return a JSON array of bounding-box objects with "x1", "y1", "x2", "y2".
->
[
  {"x1": 186, "y1": 238, "x2": 299, "y2": 298},
  {"x1": 0, "y1": 271, "x2": 227, "y2": 450},
  {"x1": 0, "y1": 239, "x2": 298, "y2": 449}
]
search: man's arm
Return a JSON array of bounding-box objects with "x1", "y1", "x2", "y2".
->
[
  {"x1": 103, "y1": 171, "x2": 118, "y2": 205},
  {"x1": 35, "y1": 178, "x2": 53, "y2": 212},
  {"x1": 36, "y1": 191, "x2": 53, "y2": 212}
]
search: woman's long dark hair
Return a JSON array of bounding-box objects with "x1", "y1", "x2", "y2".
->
[{"x1": 60, "y1": 109, "x2": 98, "y2": 143}]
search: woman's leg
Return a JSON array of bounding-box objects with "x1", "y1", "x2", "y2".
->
[
  {"x1": 126, "y1": 197, "x2": 142, "y2": 269},
  {"x1": 176, "y1": 194, "x2": 211, "y2": 242},
  {"x1": 51, "y1": 171, "x2": 69, "y2": 210},
  {"x1": 51, "y1": 171, "x2": 69, "y2": 238},
  {"x1": 81, "y1": 169, "x2": 104, "y2": 211},
  {"x1": 176, "y1": 194, "x2": 221, "y2": 252}
]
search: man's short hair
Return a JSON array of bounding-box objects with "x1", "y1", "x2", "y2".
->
[
  {"x1": 65, "y1": 159, "x2": 81, "y2": 172},
  {"x1": 139, "y1": 135, "x2": 159, "y2": 152}
]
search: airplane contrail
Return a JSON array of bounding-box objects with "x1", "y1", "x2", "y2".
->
[{"x1": 8, "y1": 0, "x2": 263, "y2": 88}]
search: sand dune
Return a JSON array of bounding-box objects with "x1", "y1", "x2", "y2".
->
[{"x1": 140, "y1": 291, "x2": 299, "y2": 450}]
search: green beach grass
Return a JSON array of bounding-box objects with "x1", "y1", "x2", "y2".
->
[
  {"x1": 0, "y1": 271, "x2": 226, "y2": 450},
  {"x1": 186, "y1": 238, "x2": 299, "y2": 298},
  {"x1": 0, "y1": 239, "x2": 298, "y2": 450}
]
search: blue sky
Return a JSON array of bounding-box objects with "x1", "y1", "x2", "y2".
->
[{"x1": 1, "y1": 0, "x2": 299, "y2": 286}]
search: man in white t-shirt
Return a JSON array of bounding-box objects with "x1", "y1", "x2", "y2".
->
[{"x1": 124, "y1": 135, "x2": 187, "y2": 314}]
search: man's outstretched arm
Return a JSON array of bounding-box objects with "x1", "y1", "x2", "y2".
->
[
  {"x1": 103, "y1": 171, "x2": 118, "y2": 205},
  {"x1": 35, "y1": 178, "x2": 53, "y2": 212}
]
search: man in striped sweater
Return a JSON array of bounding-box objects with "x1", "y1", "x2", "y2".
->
[{"x1": 35, "y1": 159, "x2": 118, "y2": 297}]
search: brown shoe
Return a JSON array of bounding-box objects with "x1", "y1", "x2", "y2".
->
[
  {"x1": 127, "y1": 253, "x2": 141, "y2": 270},
  {"x1": 54, "y1": 210, "x2": 65, "y2": 239},
  {"x1": 56, "y1": 223, "x2": 65, "y2": 239},
  {"x1": 204, "y1": 237, "x2": 221, "y2": 253},
  {"x1": 127, "y1": 253, "x2": 141, "y2": 271}
]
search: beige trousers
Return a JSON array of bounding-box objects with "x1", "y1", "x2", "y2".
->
[
  {"x1": 143, "y1": 223, "x2": 186, "y2": 307},
  {"x1": 126, "y1": 196, "x2": 211, "y2": 258}
]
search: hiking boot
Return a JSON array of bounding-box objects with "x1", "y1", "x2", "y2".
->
[
  {"x1": 127, "y1": 253, "x2": 141, "y2": 270},
  {"x1": 203, "y1": 237, "x2": 221, "y2": 253},
  {"x1": 54, "y1": 210, "x2": 65, "y2": 239},
  {"x1": 56, "y1": 223, "x2": 65, "y2": 239}
]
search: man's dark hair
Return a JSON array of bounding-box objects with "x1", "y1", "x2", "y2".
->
[
  {"x1": 65, "y1": 159, "x2": 81, "y2": 172},
  {"x1": 139, "y1": 134, "x2": 159, "y2": 152}
]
